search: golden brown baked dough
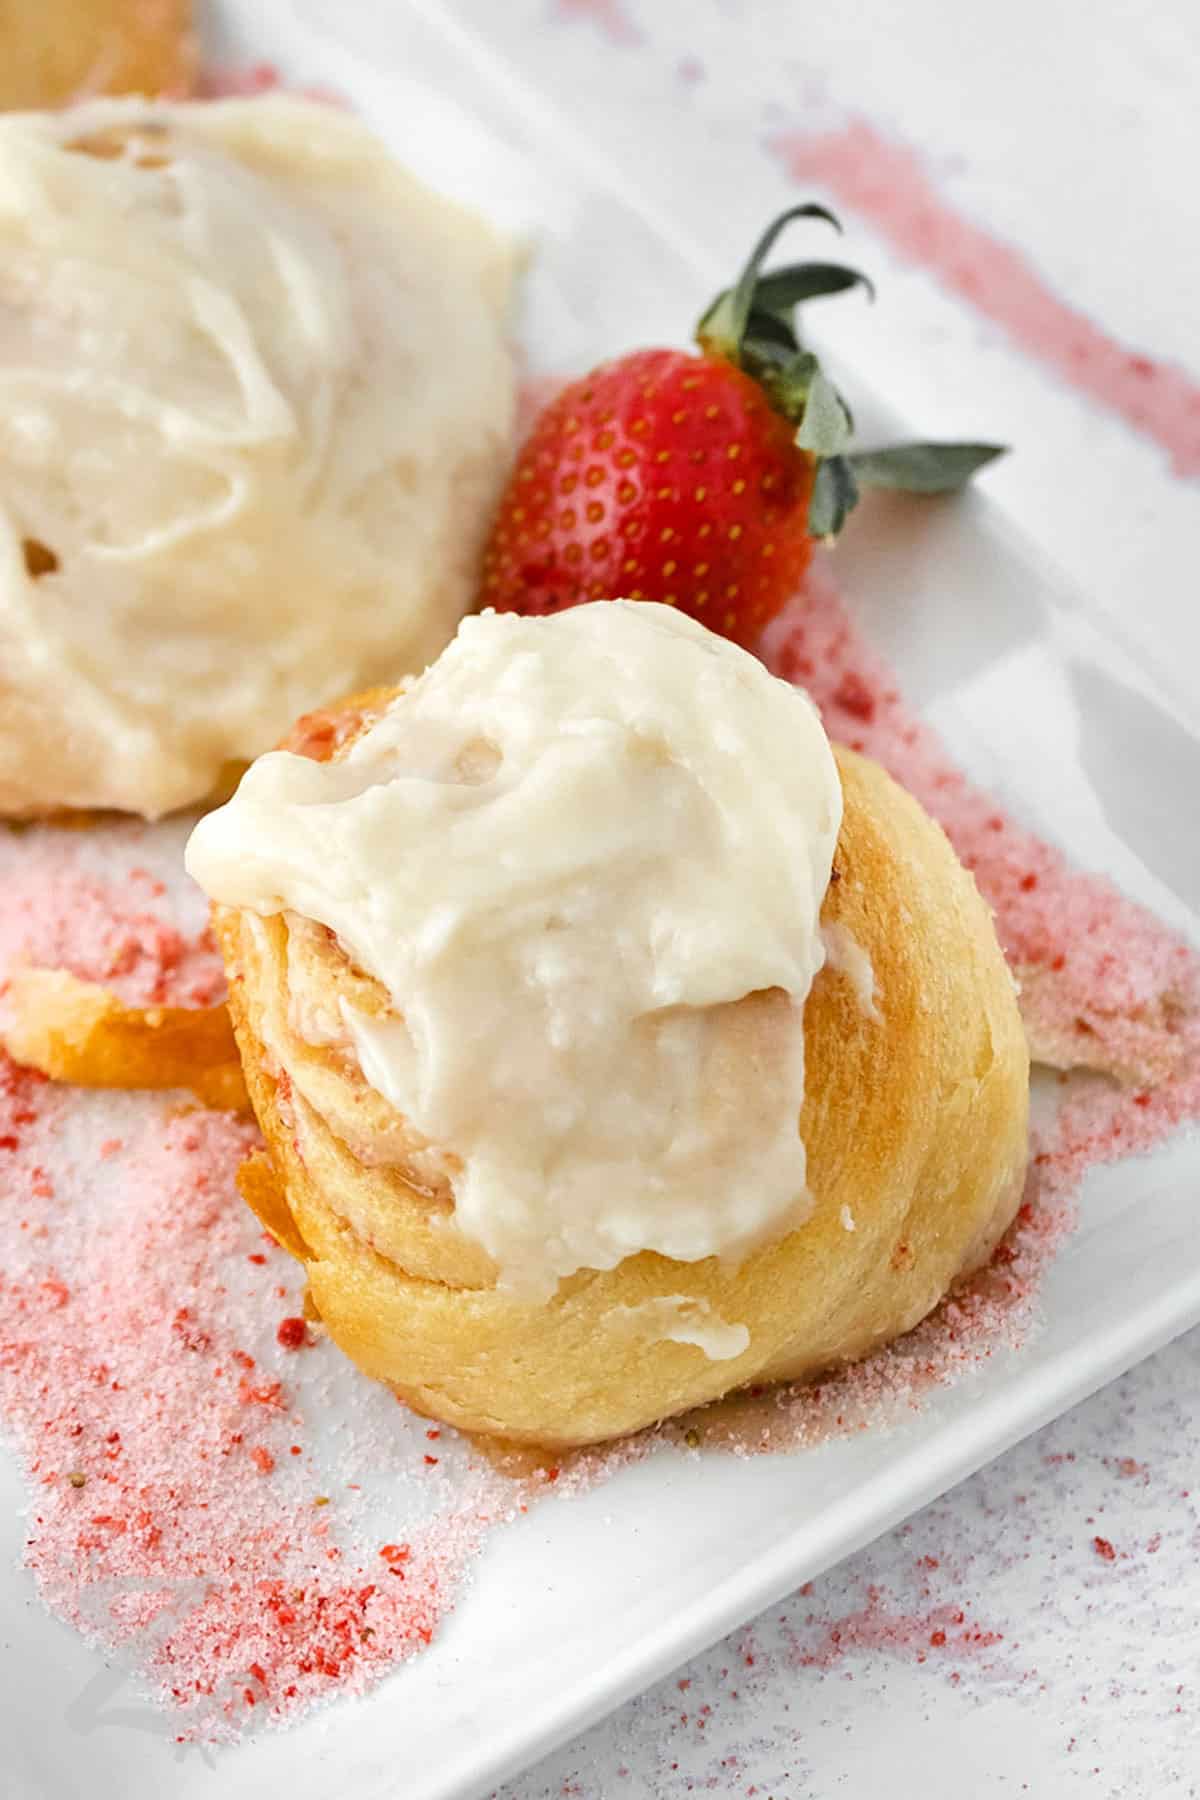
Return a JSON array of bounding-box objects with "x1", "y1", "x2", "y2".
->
[
  {"x1": 215, "y1": 690, "x2": 1030, "y2": 1448},
  {"x1": 0, "y1": 0, "x2": 195, "y2": 109},
  {"x1": 2, "y1": 965, "x2": 247, "y2": 1112}
]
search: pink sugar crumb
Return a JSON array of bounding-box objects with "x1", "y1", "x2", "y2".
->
[
  {"x1": 551, "y1": 0, "x2": 644, "y2": 48},
  {"x1": 196, "y1": 63, "x2": 346, "y2": 108},
  {"x1": 0, "y1": 843, "x2": 224, "y2": 1010},
  {"x1": 785, "y1": 1585, "x2": 1004, "y2": 1672},
  {"x1": 197, "y1": 59, "x2": 280, "y2": 97},
  {"x1": 128, "y1": 867, "x2": 167, "y2": 899}
]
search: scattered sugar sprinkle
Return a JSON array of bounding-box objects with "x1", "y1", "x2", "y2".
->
[
  {"x1": 0, "y1": 823, "x2": 522, "y2": 1741},
  {"x1": 528, "y1": 1375, "x2": 1200, "y2": 1796},
  {"x1": 785, "y1": 1584, "x2": 1005, "y2": 1671},
  {"x1": 195, "y1": 64, "x2": 345, "y2": 107},
  {"x1": 0, "y1": 1052, "x2": 522, "y2": 1739},
  {"x1": 551, "y1": 0, "x2": 644, "y2": 50},
  {"x1": 0, "y1": 828, "x2": 225, "y2": 1013}
]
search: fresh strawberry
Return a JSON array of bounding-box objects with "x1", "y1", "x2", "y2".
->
[
  {"x1": 482, "y1": 206, "x2": 1004, "y2": 647},
  {"x1": 483, "y1": 347, "x2": 815, "y2": 648}
]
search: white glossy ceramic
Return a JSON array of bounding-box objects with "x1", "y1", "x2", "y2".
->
[{"x1": 3, "y1": 5, "x2": 1199, "y2": 1798}]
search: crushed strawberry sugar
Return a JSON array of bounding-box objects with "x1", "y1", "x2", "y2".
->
[
  {"x1": 195, "y1": 61, "x2": 283, "y2": 99},
  {"x1": 0, "y1": 561, "x2": 1197, "y2": 1737},
  {"x1": 0, "y1": 828, "x2": 224, "y2": 1011},
  {"x1": 784, "y1": 1584, "x2": 1005, "y2": 1672},
  {"x1": 0, "y1": 1046, "x2": 518, "y2": 1739},
  {"x1": 769, "y1": 118, "x2": 1200, "y2": 479},
  {"x1": 196, "y1": 63, "x2": 345, "y2": 108}
]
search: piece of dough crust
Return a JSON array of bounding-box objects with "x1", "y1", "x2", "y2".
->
[{"x1": 0, "y1": 0, "x2": 196, "y2": 109}]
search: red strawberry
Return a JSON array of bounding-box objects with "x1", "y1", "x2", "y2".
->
[
  {"x1": 482, "y1": 206, "x2": 1004, "y2": 647},
  {"x1": 484, "y1": 348, "x2": 815, "y2": 649}
]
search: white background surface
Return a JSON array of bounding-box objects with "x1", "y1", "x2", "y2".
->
[
  {"x1": 0, "y1": 5, "x2": 1195, "y2": 1797},
  {"x1": 445, "y1": 2, "x2": 1200, "y2": 1795}
]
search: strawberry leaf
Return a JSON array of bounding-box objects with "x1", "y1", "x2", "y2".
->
[
  {"x1": 808, "y1": 455, "x2": 860, "y2": 539},
  {"x1": 751, "y1": 347, "x2": 818, "y2": 417},
  {"x1": 741, "y1": 310, "x2": 803, "y2": 357},
  {"x1": 696, "y1": 204, "x2": 841, "y2": 360},
  {"x1": 795, "y1": 370, "x2": 852, "y2": 457},
  {"x1": 753, "y1": 261, "x2": 875, "y2": 315},
  {"x1": 706, "y1": 264, "x2": 873, "y2": 363},
  {"x1": 848, "y1": 442, "x2": 1007, "y2": 492}
]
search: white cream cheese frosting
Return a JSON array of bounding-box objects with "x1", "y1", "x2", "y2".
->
[
  {"x1": 821, "y1": 922, "x2": 881, "y2": 1021},
  {"x1": 612, "y1": 1297, "x2": 752, "y2": 1362},
  {"x1": 0, "y1": 95, "x2": 516, "y2": 817},
  {"x1": 187, "y1": 602, "x2": 843, "y2": 1295}
]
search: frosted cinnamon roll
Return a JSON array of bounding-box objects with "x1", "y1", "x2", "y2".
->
[
  {"x1": 187, "y1": 603, "x2": 1029, "y2": 1447},
  {"x1": 0, "y1": 96, "x2": 516, "y2": 818}
]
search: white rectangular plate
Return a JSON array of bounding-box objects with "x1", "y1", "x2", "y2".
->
[{"x1": 5, "y1": 5, "x2": 1200, "y2": 1798}]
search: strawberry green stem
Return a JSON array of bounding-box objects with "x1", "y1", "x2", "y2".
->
[{"x1": 694, "y1": 206, "x2": 1008, "y2": 539}]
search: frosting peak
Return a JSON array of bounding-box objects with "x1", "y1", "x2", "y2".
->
[{"x1": 187, "y1": 602, "x2": 842, "y2": 1294}]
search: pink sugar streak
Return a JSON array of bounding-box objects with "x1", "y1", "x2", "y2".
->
[
  {"x1": 551, "y1": 0, "x2": 643, "y2": 48},
  {"x1": 770, "y1": 119, "x2": 1200, "y2": 477},
  {"x1": 196, "y1": 62, "x2": 283, "y2": 100},
  {"x1": 195, "y1": 64, "x2": 345, "y2": 108}
]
